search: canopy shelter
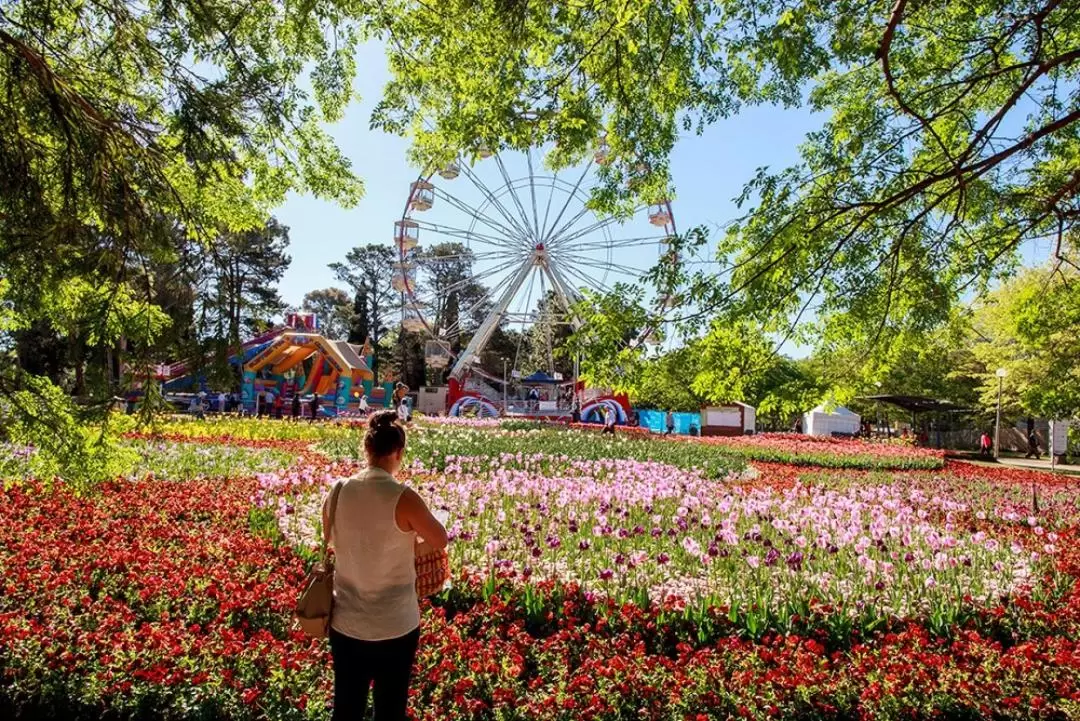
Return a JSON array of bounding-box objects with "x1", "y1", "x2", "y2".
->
[
  {"x1": 521, "y1": 371, "x2": 561, "y2": 384},
  {"x1": 860, "y1": 394, "x2": 976, "y2": 443},
  {"x1": 803, "y1": 404, "x2": 861, "y2": 437},
  {"x1": 860, "y1": 395, "x2": 973, "y2": 414}
]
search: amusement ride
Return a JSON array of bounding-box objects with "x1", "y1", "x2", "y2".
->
[{"x1": 394, "y1": 143, "x2": 679, "y2": 418}]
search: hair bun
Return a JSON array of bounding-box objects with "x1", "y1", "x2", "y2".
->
[
  {"x1": 364, "y1": 410, "x2": 407, "y2": 457},
  {"x1": 369, "y1": 410, "x2": 397, "y2": 429}
]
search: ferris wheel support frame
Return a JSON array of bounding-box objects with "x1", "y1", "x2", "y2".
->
[
  {"x1": 448, "y1": 246, "x2": 585, "y2": 380},
  {"x1": 448, "y1": 253, "x2": 536, "y2": 379}
]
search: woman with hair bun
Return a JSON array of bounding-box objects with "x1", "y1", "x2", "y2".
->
[{"x1": 322, "y1": 410, "x2": 447, "y2": 721}]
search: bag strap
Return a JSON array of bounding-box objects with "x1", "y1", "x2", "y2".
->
[{"x1": 321, "y1": 480, "x2": 344, "y2": 566}]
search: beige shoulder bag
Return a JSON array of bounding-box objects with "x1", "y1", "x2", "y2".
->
[{"x1": 294, "y1": 480, "x2": 343, "y2": 638}]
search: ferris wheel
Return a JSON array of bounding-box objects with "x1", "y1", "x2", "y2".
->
[{"x1": 393, "y1": 144, "x2": 678, "y2": 380}]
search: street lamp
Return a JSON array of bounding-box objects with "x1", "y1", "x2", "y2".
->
[
  {"x1": 874, "y1": 381, "x2": 883, "y2": 436},
  {"x1": 502, "y1": 358, "x2": 508, "y2": 413},
  {"x1": 994, "y1": 368, "x2": 1007, "y2": 459}
]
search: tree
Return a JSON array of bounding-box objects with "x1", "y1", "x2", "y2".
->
[
  {"x1": 688, "y1": 321, "x2": 827, "y2": 428},
  {"x1": 968, "y1": 263, "x2": 1080, "y2": 420},
  {"x1": 0, "y1": 0, "x2": 361, "y2": 480},
  {"x1": 632, "y1": 347, "x2": 706, "y2": 413},
  {"x1": 377, "y1": 0, "x2": 1080, "y2": 377},
  {"x1": 202, "y1": 219, "x2": 291, "y2": 347},
  {"x1": 348, "y1": 290, "x2": 371, "y2": 346},
  {"x1": 382, "y1": 327, "x2": 426, "y2": 391},
  {"x1": 330, "y1": 244, "x2": 398, "y2": 380},
  {"x1": 523, "y1": 290, "x2": 574, "y2": 379},
  {"x1": 562, "y1": 284, "x2": 653, "y2": 392},
  {"x1": 415, "y1": 243, "x2": 489, "y2": 343},
  {"x1": 672, "y1": 0, "x2": 1080, "y2": 369},
  {"x1": 302, "y1": 288, "x2": 353, "y2": 340}
]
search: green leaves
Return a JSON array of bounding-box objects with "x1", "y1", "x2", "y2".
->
[{"x1": 969, "y1": 263, "x2": 1080, "y2": 420}]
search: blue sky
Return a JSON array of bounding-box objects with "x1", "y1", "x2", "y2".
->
[{"x1": 274, "y1": 41, "x2": 823, "y2": 313}]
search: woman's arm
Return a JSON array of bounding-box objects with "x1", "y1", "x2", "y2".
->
[
  {"x1": 321, "y1": 490, "x2": 332, "y2": 548},
  {"x1": 396, "y1": 488, "x2": 449, "y2": 550}
]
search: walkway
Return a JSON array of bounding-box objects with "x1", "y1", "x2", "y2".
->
[{"x1": 951, "y1": 452, "x2": 1080, "y2": 476}]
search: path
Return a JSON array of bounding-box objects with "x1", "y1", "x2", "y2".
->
[{"x1": 951, "y1": 452, "x2": 1080, "y2": 476}]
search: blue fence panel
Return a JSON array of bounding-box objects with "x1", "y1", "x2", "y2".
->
[{"x1": 637, "y1": 409, "x2": 702, "y2": 435}]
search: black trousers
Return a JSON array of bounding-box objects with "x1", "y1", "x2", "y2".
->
[{"x1": 329, "y1": 626, "x2": 420, "y2": 721}]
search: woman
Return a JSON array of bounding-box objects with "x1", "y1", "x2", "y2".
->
[{"x1": 322, "y1": 411, "x2": 447, "y2": 721}]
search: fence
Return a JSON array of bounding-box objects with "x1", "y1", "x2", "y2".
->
[{"x1": 637, "y1": 410, "x2": 701, "y2": 435}]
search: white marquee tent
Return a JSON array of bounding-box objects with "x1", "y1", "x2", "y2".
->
[{"x1": 803, "y1": 404, "x2": 860, "y2": 437}]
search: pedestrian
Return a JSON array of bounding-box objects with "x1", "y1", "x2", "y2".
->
[
  {"x1": 323, "y1": 411, "x2": 447, "y2": 721},
  {"x1": 793, "y1": 417, "x2": 803, "y2": 434},
  {"x1": 310, "y1": 393, "x2": 321, "y2": 422},
  {"x1": 189, "y1": 394, "x2": 205, "y2": 420},
  {"x1": 397, "y1": 398, "x2": 410, "y2": 424},
  {"x1": 665, "y1": 410, "x2": 675, "y2": 436},
  {"x1": 392, "y1": 383, "x2": 407, "y2": 408},
  {"x1": 979, "y1": 430, "x2": 992, "y2": 457},
  {"x1": 601, "y1": 407, "x2": 616, "y2": 435},
  {"x1": 292, "y1": 393, "x2": 302, "y2": 421},
  {"x1": 359, "y1": 394, "x2": 370, "y2": 416},
  {"x1": 1025, "y1": 429, "x2": 1041, "y2": 459},
  {"x1": 273, "y1": 393, "x2": 284, "y2": 419}
]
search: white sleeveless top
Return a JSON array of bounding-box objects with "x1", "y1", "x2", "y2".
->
[{"x1": 327, "y1": 468, "x2": 419, "y2": 641}]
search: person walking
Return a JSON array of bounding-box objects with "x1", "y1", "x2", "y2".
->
[
  {"x1": 1025, "y1": 429, "x2": 1041, "y2": 459},
  {"x1": 359, "y1": 393, "x2": 370, "y2": 416},
  {"x1": 979, "y1": 430, "x2": 992, "y2": 457},
  {"x1": 665, "y1": 410, "x2": 676, "y2": 436},
  {"x1": 189, "y1": 393, "x2": 206, "y2": 420},
  {"x1": 310, "y1": 393, "x2": 321, "y2": 422},
  {"x1": 291, "y1": 393, "x2": 302, "y2": 421},
  {"x1": 323, "y1": 411, "x2": 447, "y2": 721},
  {"x1": 601, "y1": 407, "x2": 616, "y2": 435}
]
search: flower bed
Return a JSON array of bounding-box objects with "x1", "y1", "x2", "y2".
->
[
  {"x1": 699, "y1": 432, "x2": 946, "y2": 470},
  {"x1": 320, "y1": 422, "x2": 746, "y2": 480},
  {"x1": 4, "y1": 420, "x2": 1080, "y2": 720},
  {"x1": 5, "y1": 472, "x2": 1080, "y2": 721},
  {"x1": 273, "y1": 453, "x2": 1061, "y2": 640}
]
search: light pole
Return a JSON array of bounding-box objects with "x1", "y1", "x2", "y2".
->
[
  {"x1": 874, "y1": 381, "x2": 882, "y2": 436},
  {"x1": 994, "y1": 368, "x2": 1007, "y2": 459},
  {"x1": 502, "y1": 357, "x2": 508, "y2": 413}
]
